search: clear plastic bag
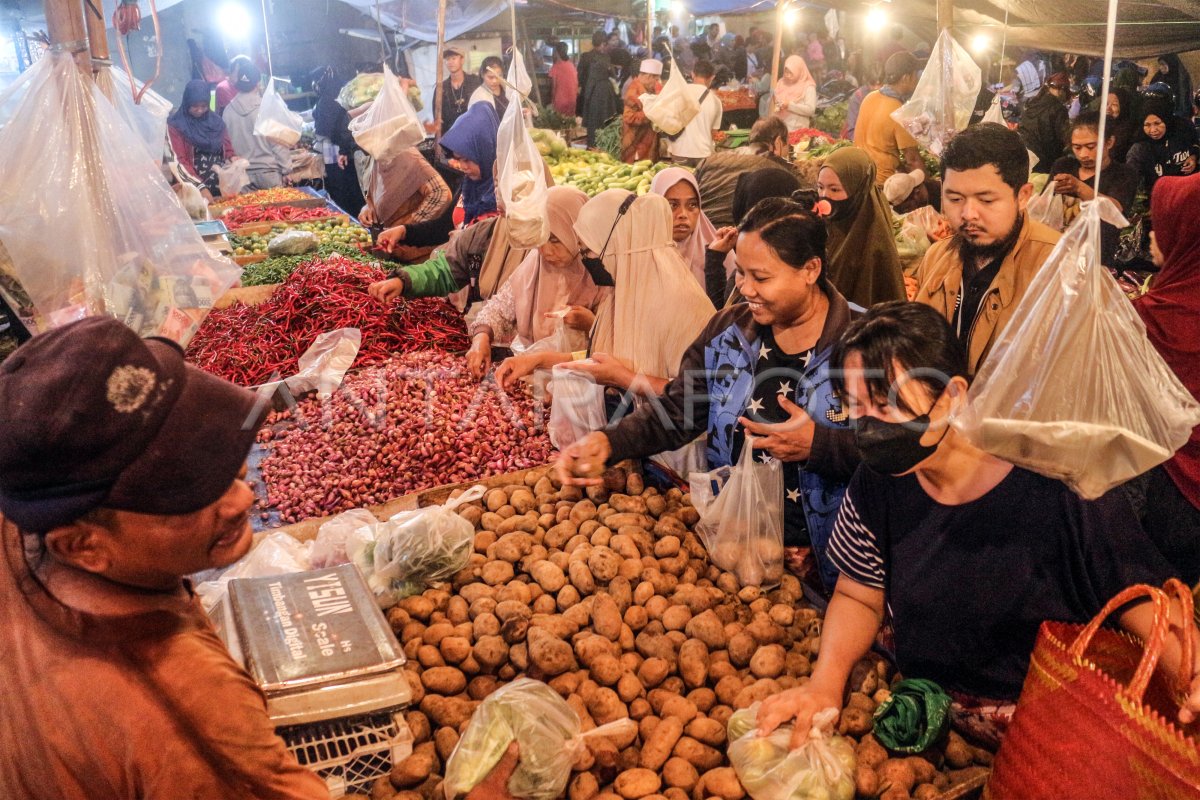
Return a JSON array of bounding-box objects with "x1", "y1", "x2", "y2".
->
[
  {"x1": 0, "y1": 52, "x2": 240, "y2": 348},
  {"x1": 954, "y1": 199, "x2": 1200, "y2": 499},
  {"x1": 268, "y1": 228, "x2": 319, "y2": 255},
  {"x1": 982, "y1": 96, "x2": 1039, "y2": 172},
  {"x1": 643, "y1": 57, "x2": 699, "y2": 136},
  {"x1": 254, "y1": 78, "x2": 303, "y2": 148},
  {"x1": 214, "y1": 157, "x2": 251, "y2": 198},
  {"x1": 94, "y1": 65, "x2": 171, "y2": 161},
  {"x1": 349, "y1": 65, "x2": 424, "y2": 162},
  {"x1": 255, "y1": 327, "x2": 362, "y2": 399},
  {"x1": 310, "y1": 508, "x2": 378, "y2": 569},
  {"x1": 347, "y1": 485, "x2": 484, "y2": 608},
  {"x1": 548, "y1": 363, "x2": 607, "y2": 450},
  {"x1": 890, "y1": 29, "x2": 981, "y2": 156},
  {"x1": 1027, "y1": 181, "x2": 1065, "y2": 231},
  {"x1": 496, "y1": 52, "x2": 549, "y2": 248},
  {"x1": 194, "y1": 531, "x2": 312, "y2": 611},
  {"x1": 443, "y1": 677, "x2": 637, "y2": 800},
  {"x1": 689, "y1": 436, "x2": 784, "y2": 587},
  {"x1": 727, "y1": 705, "x2": 857, "y2": 800}
]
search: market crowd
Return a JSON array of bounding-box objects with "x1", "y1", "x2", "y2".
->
[{"x1": 3, "y1": 20, "x2": 1200, "y2": 800}]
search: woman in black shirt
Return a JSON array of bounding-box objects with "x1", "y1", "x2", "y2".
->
[
  {"x1": 755, "y1": 302, "x2": 1200, "y2": 748},
  {"x1": 1126, "y1": 98, "x2": 1199, "y2": 199}
]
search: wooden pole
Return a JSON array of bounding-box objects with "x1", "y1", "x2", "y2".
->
[
  {"x1": 83, "y1": 0, "x2": 110, "y2": 67},
  {"x1": 434, "y1": 0, "x2": 447, "y2": 139},
  {"x1": 44, "y1": 0, "x2": 91, "y2": 72},
  {"x1": 770, "y1": 0, "x2": 786, "y2": 114},
  {"x1": 648, "y1": 0, "x2": 654, "y2": 58}
]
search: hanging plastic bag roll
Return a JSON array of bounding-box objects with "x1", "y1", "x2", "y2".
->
[
  {"x1": 890, "y1": 29, "x2": 981, "y2": 156},
  {"x1": 954, "y1": 198, "x2": 1200, "y2": 499},
  {"x1": 349, "y1": 65, "x2": 424, "y2": 161},
  {"x1": 688, "y1": 436, "x2": 784, "y2": 587},
  {"x1": 642, "y1": 55, "x2": 701, "y2": 136},
  {"x1": 254, "y1": 78, "x2": 304, "y2": 147}
]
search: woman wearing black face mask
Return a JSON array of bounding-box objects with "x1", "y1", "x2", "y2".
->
[
  {"x1": 815, "y1": 146, "x2": 906, "y2": 310},
  {"x1": 557, "y1": 198, "x2": 862, "y2": 597},
  {"x1": 754, "y1": 301, "x2": 1199, "y2": 750}
]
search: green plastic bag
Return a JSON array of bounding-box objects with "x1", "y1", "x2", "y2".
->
[{"x1": 872, "y1": 678, "x2": 952, "y2": 753}]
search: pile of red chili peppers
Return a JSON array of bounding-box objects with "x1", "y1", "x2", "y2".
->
[
  {"x1": 222, "y1": 205, "x2": 341, "y2": 229},
  {"x1": 185, "y1": 255, "x2": 469, "y2": 386}
]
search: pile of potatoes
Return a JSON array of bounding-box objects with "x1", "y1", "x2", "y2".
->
[{"x1": 361, "y1": 467, "x2": 992, "y2": 800}]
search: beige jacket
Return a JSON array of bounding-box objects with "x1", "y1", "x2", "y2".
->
[{"x1": 914, "y1": 216, "x2": 1061, "y2": 375}]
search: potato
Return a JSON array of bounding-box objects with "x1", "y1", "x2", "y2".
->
[
  {"x1": 471, "y1": 635, "x2": 508, "y2": 672},
  {"x1": 914, "y1": 785, "x2": 940, "y2": 800},
  {"x1": 640, "y1": 715, "x2": 684, "y2": 770},
  {"x1": 592, "y1": 593, "x2": 623, "y2": 642},
  {"x1": 703, "y1": 767, "x2": 745, "y2": 800},
  {"x1": 390, "y1": 742, "x2": 437, "y2": 789},
  {"x1": 654, "y1": 535, "x2": 681, "y2": 558},
  {"x1": 617, "y1": 671, "x2": 644, "y2": 704},
  {"x1": 419, "y1": 695, "x2": 475, "y2": 729},
  {"x1": 684, "y1": 716, "x2": 725, "y2": 747},
  {"x1": 906, "y1": 757, "x2": 938, "y2": 786},
  {"x1": 569, "y1": 772, "x2": 600, "y2": 800},
  {"x1": 944, "y1": 731, "x2": 973, "y2": 769},
  {"x1": 879, "y1": 759, "x2": 917, "y2": 794},
  {"x1": 749, "y1": 644, "x2": 786, "y2": 679},
  {"x1": 614, "y1": 768, "x2": 661, "y2": 799},
  {"x1": 405, "y1": 710, "x2": 431, "y2": 744},
  {"x1": 399, "y1": 595, "x2": 436, "y2": 622},
  {"x1": 676, "y1": 639, "x2": 709, "y2": 690},
  {"x1": 528, "y1": 560, "x2": 567, "y2": 593},
  {"x1": 838, "y1": 706, "x2": 873, "y2": 737},
  {"x1": 658, "y1": 694, "x2": 699, "y2": 723},
  {"x1": 661, "y1": 757, "x2": 699, "y2": 791},
  {"x1": 684, "y1": 610, "x2": 727, "y2": 649},
  {"x1": 733, "y1": 678, "x2": 781, "y2": 710},
  {"x1": 569, "y1": 561, "x2": 597, "y2": 594},
  {"x1": 587, "y1": 687, "x2": 629, "y2": 725},
  {"x1": 714, "y1": 675, "x2": 744, "y2": 707},
  {"x1": 672, "y1": 736, "x2": 722, "y2": 770},
  {"x1": 527, "y1": 627, "x2": 576, "y2": 676},
  {"x1": 855, "y1": 764, "x2": 881, "y2": 797},
  {"x1": 570, "y1": 499, "x2": 599, "y2": 524},
  {"x1": 417, "y1": 644, "x2": 443, "y2": 669},
  {"x1": 660, "y1": 605, "x2": 692, "y2": 632},
  {"x1": 481, "y1": 560, "x2": 515, "y2": 585},
  {"x1": 420, "y1": 666, "x2": 466, "y2": 696},
  {"x1": 590, "y1": 654, "x2": 624, "y2": 686},
  {"x1": 726, "y1": 632, "x2": 757, "y2": 668},
  {"x1": 637, "y1": 657, "x2": 671, "y2": 688},
  {"x1": 439, "y1": 636, "x2": 472, "y2": 665},
  {"x1": 588, "y1": 546, "x2": 622, "y2": 583},
  {"x1": 624, "y1": 605, "x2": 649, "y2": 631}
]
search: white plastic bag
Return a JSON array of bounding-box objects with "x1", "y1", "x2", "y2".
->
[
  {"x1": 548, "y1": 364, "x2": 607, "y2": 450},
  {"x1": 642, "y1": 57, "x2": 699, "y2": 136},
  {"x1": 255, "y1": 327, "x2": 362, "y2": 400},
  {"x1": 350, "y1": 65, "x2": 424, "y2": 161},
  {"x1": 1027, "y1": 180, "x2": 1065, "y2": 231},
  {"x1": 254, "y1": 78, "x2": 303, "y2": 147},
  {"x1": 194, "y1": 531, "x2": 312, "y2": 611},
  {"x1": 348, "y1": 485, "x2": 484, "y2": 608},
  {"x1": 496, "y1": 52, "x2": 549, "y2": 248},
  {"x1": 890, "y1": 29, "x2": 981, "y2": 156},
  {"x1": 94, "y1": 65, "x2": 171, "y2": 161},
  {"x1": 214, "y1": 157, "x2": 251, "y2": 198},
  {"x1": 0, "y1": 52, "x2": 240, "y2": 347},
  {"x1": 689, "y1": 436, "x2": 784, "y2": 587},
  {"x1": 268, "y1": 228, "x2": 319, "y2": 255},
  {"x1": 955, "y1": 199, "x2": 1200, "y2": 499},
  {"x1": 981, "y1": 96, "x2": 1039, "y2": 173},
  {"x1": 310, "y1": 508, "x2": 379, "y2": 569},
  {"x1": 444, "y1": 678, "x2": 637, "y2": 800},
  {"x1": 727, "y1": 705, "x2": 857, "y2": 800}
]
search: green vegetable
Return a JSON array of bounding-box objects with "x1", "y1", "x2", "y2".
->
[
  {"x1": 533, "y1": 106, "x2": 576, "y2": 131},
  {"x1": 594, "y1": 115, "x2": 623, "y2": 161},
  {"x1": 811, "y1": 102, "x2": 848, "y2": 138},
  {"x1": 240, "y1": 243, "x2": 377, "y2": 287}
]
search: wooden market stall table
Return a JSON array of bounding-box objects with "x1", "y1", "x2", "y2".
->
[{"x1": 717, "y1": 88, "x2": 760, "y2": 131}]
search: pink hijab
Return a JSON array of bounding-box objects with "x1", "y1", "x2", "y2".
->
[
  {"x1": 507, "y1": 186, "x2": 606, "y2": 344},
  {"x1": 774, "y1": 55, "x2": 816, "y2": 107},
  {"x1": 650, "y1": 167, "x2": 718, "y2": 288}
]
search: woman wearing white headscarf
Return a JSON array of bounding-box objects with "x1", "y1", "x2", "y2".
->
[
  {"x1": 650, "y1": 167, "x2": 729, "y2": 291},
  {"x1": 465, "y1": 186, "x2": 607, "y2": 379},
  {"x1": 772, "y1": 55, "x2": 817, "y2": 132},
  {"x1": 496, "y1": 189, "x2": 715, "y2": 395}
]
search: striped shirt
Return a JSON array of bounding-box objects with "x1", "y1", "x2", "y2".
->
[{"x1": 827, "y1": 489, "x2": 885, "y2": 588}]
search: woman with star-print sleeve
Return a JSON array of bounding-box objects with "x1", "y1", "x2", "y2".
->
[{"x1": 555, "y1": 197, "x2": 861, "y2": 597}]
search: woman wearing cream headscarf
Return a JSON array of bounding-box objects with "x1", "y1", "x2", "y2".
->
[
  {"x1": 465, "y1": 187, "x2": 607, "y2": 379},
  {"x1": 496, "y1": 189, "x2": 714, "y2": 394},
  {"x1": 651, "y1": 167, "x2": 724, "y2": 291},
  {"x1": 773, "y1": 55, "x2": 818, "y2": 132}
]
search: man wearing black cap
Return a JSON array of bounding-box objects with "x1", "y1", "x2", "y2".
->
[
  {"x1": 440, "y1": 46, "x2": 482, "y2": 135},
  {"x1": 0, "y1": 317, "x2": 329, "y2": 799},
  {"x1": 1018, "y1": 71, "x2": 1073, "y2": 174},
  {"x1": 854, "y1": 51, "x2": 927, "y2": 187}
]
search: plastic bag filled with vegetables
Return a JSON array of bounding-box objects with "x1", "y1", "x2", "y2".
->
[
  {"x1": 728, "y1": 704, "x2": 856, "y2": 800},
  {"x1": 268, "y1": 229, "x2": 319, "y2": 256},
  {"x1": 347, "y1": 485, "x2": 484, "y2": 608},
  {"x1": 443, "y1": 678, "x2": 637, "y2": 800}
]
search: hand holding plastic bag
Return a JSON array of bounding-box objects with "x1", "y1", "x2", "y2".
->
[
  {"x1": 643, "y1": 56, "x2": 700, "y2": 136},
  {"x1": 444, "y1": 678, "x2": 637, "y2": 800},
  {"x1": 890, "y1": 30, "x2": 980, "y2": 156},
  {"x1": 347, "y1": 485, "x2": 484, "y2": 608},
  {"x1": 349, "y1": 66, "x2": 424, "y2": 161},
  {"x1": 496, "y1": 51, "x2": 549, "y2": 248},
  {"x1": 689, "y1": 436, "x2": 784, "y2": 587},
  {"x1": 954, "y1": 199, "x2": 1200, "y2": 498},
  {"x1": 548, "y1": 363, "x2": 607, "y2": 450},
  {"x1": 1027, "y1": 181, "x2": 1065, "y2": 231},
  {"x1": 254, "y1": 78, "x2": 303, "y2": 147},
  {"x1": 728, "y1": 704, "x2": 856, "y2": 800}
]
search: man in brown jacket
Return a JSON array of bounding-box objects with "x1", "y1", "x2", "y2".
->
[{"x1": 913, "y1": 123, "x2": 1061, "y2": 375}]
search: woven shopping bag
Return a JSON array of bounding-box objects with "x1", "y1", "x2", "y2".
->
[{"x1": 986, "y1": 579, "x2": 1200, "y2": 799}]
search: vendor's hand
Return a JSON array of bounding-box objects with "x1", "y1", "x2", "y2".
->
[
  {"x1": 368, "y1": 277, "x2": 404, "y2": 303},
  {"x1": 1053, "y1": 173, "x2": 1082, "y2": 197},
  {"x1": 558, "y1": 305, "x2": 596, "y2": 332},
  {"x1": 359, "y1": 205, "x2": 378, "y2": 226},
  {"x1": 378, "y1": 225, "x2": 408, "y2": 253},
  {"x1": 1184, "y1": 155, "x2": 1198, "y2": 175},
  {"x1": 337, "y1": 154, "x2": 349, "y2": 169},
  {"x1": 495, "y1": 352, "x2": 545, "y2": 392},
  {"x1": 466, "y1": 335, "x2": 492, "y2": 380},
  {"x1": 739, "y1": 395, "x2": 815, "y2": 462},
  {"x1": 465, "y1": 742, "x2": 521, "y2": 800},
  {"x1": 282, "y1": 176, "x2": 294, "y2": 187},
  {"x1": 555, "y1": 431, "x2": 613, "y2": 487},
  {"x1": 758, "y1": 685, "x2": 843, "y2": 750},
  {"x1": 709, "y1": 226, "x2": 739, "y2": 254},
  {"x1": 564, "y1": 352, "x2": 633, "y2": 390}
]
